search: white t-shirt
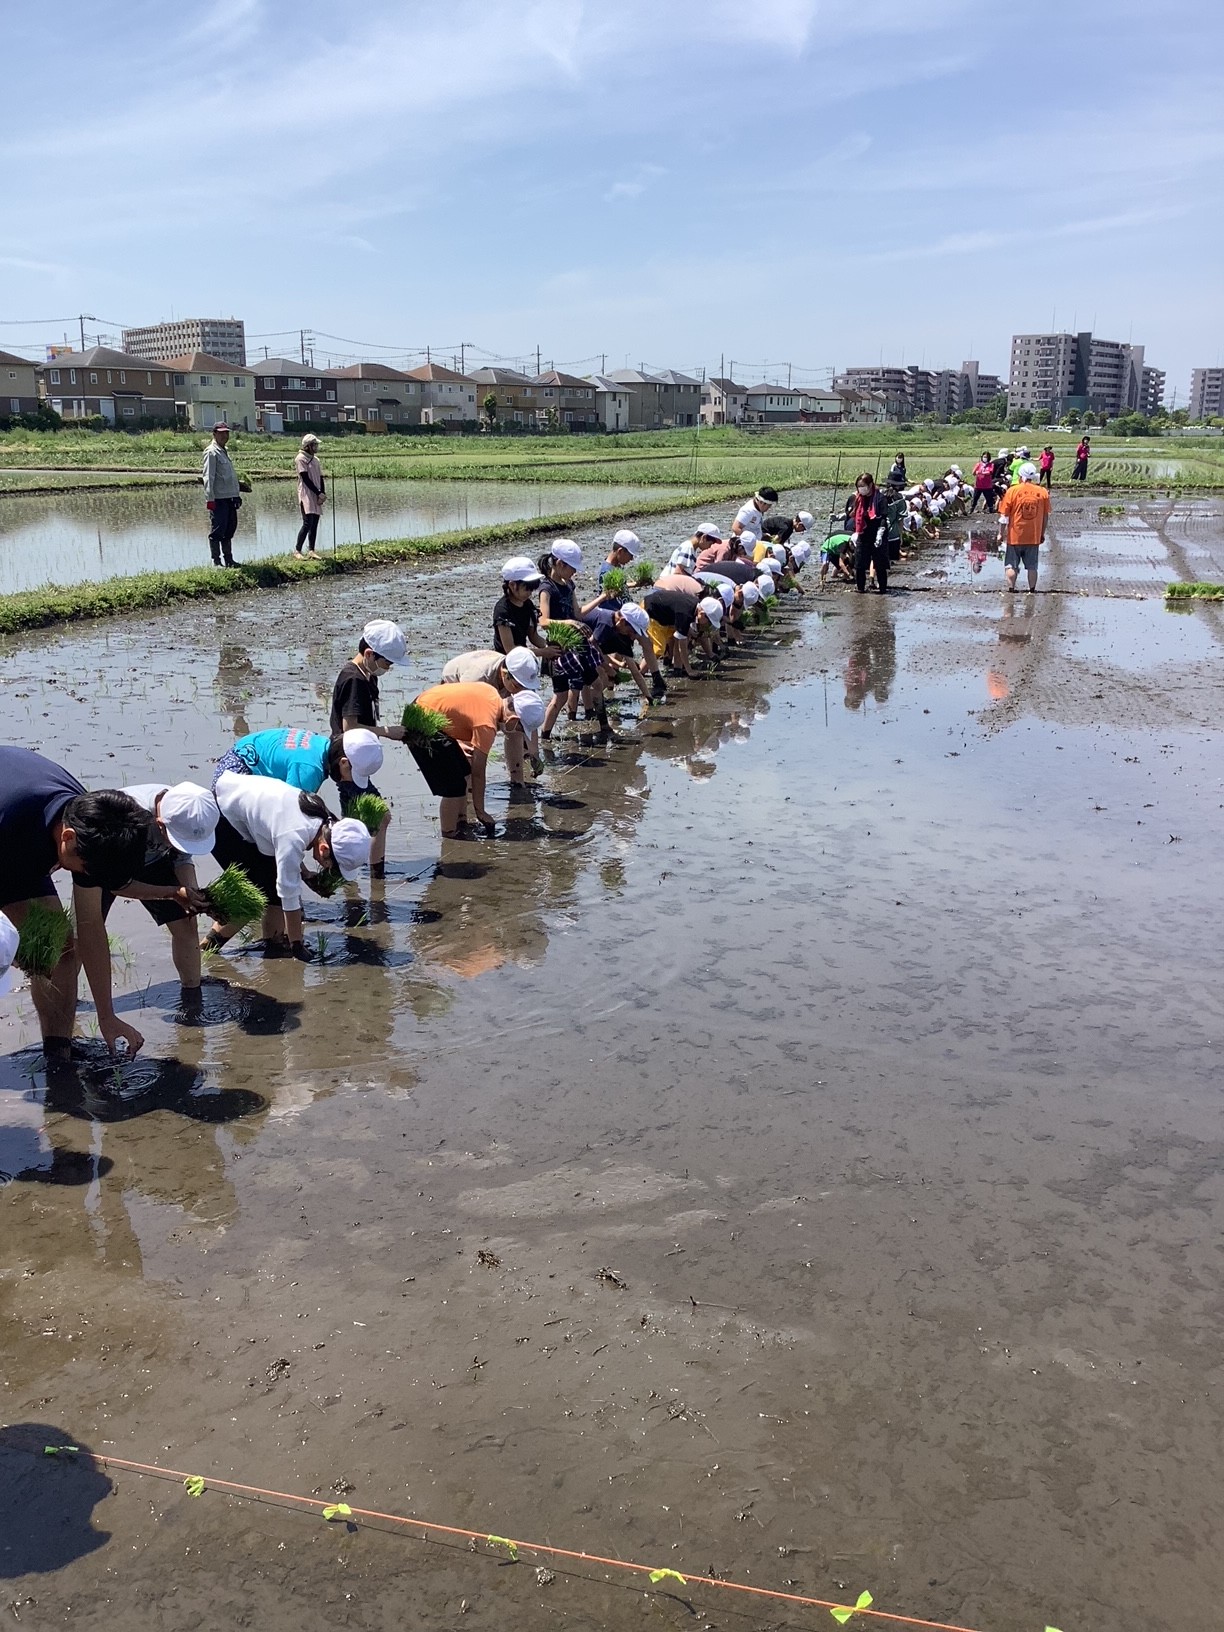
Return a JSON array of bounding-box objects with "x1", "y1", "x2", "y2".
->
[
  {"x1": 733, "y1": 499, "x2": 769, "y2": 535},
  {"x1": 215, "y1": 772, "x2": 320, "y2": 912}
]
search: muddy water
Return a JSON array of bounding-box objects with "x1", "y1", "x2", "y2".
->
[
  {"x1": 0, "y1": 479, "x2": 690, "y2": 594},
  {"x1": 2, "y1": 494, "x2": 1224, "y2": 1632}
]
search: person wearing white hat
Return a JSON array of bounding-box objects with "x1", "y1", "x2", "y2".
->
[
  {"x1": 996, "y1": 461, "x2": 1049, "y2": 593},
  {"x1": 582, "y1": 599, "x2": 662, "y2": 702},
  {"x1": 598, "y1": 529, "x2": 641, "y2": 589},
  {"x1": 103, "y1": 780, "x2": 219, "y2": 999},
  {"x1": 0, "y1": 909, "x2": 18, "y2": 997},
  {"x1": 407, "y1": 682, "x2": 544, "y2": 837},
  {"x1": 214, "y1": 726, "x2": 383, "y2": 797},
  {"x1": 537, "y1": 540, "x2": 607, "y2": 737},
  {"x1": 205, "y1": 777, "x2": 370, "y2": 959},
  {"x1": 440, "y1": 646, "x2": 545, "y2": 773},
  {"x1": 694, "y1": 522, "x2": 745, "y2": 572},
  {"x1": 494, "y1": 556, "x2": 550, "y2": 659},
  {"x1": 330, "y1": 620, "x2": 410, "y2": 871},
  {"x1": 641, "y1": 585, "x2": 723, "y2": 676}
]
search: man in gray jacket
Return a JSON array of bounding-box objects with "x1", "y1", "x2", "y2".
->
[{"x1": 202, "y1": 422, "x2": 241, "y2": 567}]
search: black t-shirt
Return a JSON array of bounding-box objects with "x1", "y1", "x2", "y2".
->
[
  {"x1": 330, "y1": 661, "x2": 379, "y2": 734},
  {"x1": 593, "y1": 619, "x2": 635, "y2": 657},
  {"x1": 492, "y1": 594, "x2": 539, "y2": 651},
  {"x1": 643, "y1": 588, "x2": 699, "y2": 635},
  {"x1": 0, "y1": 746, "x2": 84, "y2": 906},
  {"x1": 539, "y1": 577, "x2": 575, "y2": 620},
  {"x1": 699, "y1": 559, "x2": 756, "y2": 585}
]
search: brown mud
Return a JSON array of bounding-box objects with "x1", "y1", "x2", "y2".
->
[{"x1": 2, "y1": 494, "x2": 1224, "y2": 1631}]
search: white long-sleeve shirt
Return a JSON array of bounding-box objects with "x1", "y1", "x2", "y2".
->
[{"x1": 214, "y1": 772, "x2": 319, "y2": 912}]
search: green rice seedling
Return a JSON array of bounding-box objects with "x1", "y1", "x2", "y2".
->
[
  {"x1": 205, "y1": 864, "x2": 267, "y2": 927},
  {"x1": 14, "y1": 902, "x2": 71, "y2": 977},
  {"x1": 601, "y1": 567, "x2": 628, "y2": 596},
  {"x1": 631, "y1": 560, "x2": 657, "y2": 587},
  {"x1": 400, "y1": 701, "x2": 450, "y2": 747},
  {"x1": 307, "y1": 867, "x2": 343, "y2": 899},
  {"x1": 546, "y1": 621, "x2": 586, "y2": 651},
  {"x1": 1165, "y1": 581, "x2": 1224, "y2": 600},
  {"x1": 1098, "y1": 504, "x2": 1125, "y2": 517},
  {"x1": 344, "y1": 792, "x2": 390, "y2": 836}
]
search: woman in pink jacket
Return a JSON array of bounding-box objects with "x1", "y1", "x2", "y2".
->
[{"x1": 293, "y1": 434, "x2": 326, "y2": 557}]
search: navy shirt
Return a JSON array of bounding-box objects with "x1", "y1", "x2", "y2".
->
[
  {"x1": 539, "y1": 576, "x2": 575, "y2": 620},
  {"x1": 0, "y1": 746, "x2": 84, "y2": 906}
]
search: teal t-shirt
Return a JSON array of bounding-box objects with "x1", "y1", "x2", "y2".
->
[{"x1": 233, "y1": 728, "x2": 330, "y2": 792}]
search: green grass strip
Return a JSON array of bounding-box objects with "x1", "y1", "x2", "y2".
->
[
  {"x1": 344, "y1": 792, "x2": 390, "y2": 836},
  {"x1": 0, "y1": 489, "x2": 750, "y2": 636},
  {"x1": 1165, "y1": 581, "x2": 1224, "y2": 600},
  {"x1": 205, "y1": 865, "x2": 267, "y2": 927},
  {"x1": 14, "y1": 902, "x2": 72, "y2": 976}
]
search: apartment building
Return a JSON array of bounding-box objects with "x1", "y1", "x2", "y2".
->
[
  {"x1": 1008, "y1": 331, "x2": 1150, "y2": 417},
  {"x1": 1140, "y1": 367, "x2": 1165, "y2": 416},
  {"x1": 163, "y1": 353, "x2": 256, "y2": 431},
  {"x1": 405, "y1": 362, "x2": 479, "y2": 425},
  {"x1": 834, "y1": 365, "x2": 931, "y2": 419},
  {"x1": 586, "y1": 375, "x2": 634, "y2": 432},
  {"x1": 1189, "y1": 367, "x2": 1224, "y2": 420},
  {"x1": 252, "y1": 357, "x2": 340, "y2": 428},
  {"x1": 329, "y1": 363, "x2": 420, "y2": 428},
  {"x1": 123, "y1": 317, "x2": 247, "y2": 366},
  {"x1": 0, "y1": 349, "x2": 40, "y2": 416},
  {"x1": 700, "y1": 377, "x2": 748, "y2": 427},
  {"x1": 38, "y1": 347, "x2": 177, "y2": 424}
]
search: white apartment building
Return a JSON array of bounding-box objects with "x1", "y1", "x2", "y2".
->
[
  {"x1": 123, "y1": 318, "x2": 247, "y2": 367},
  {"x1": 1189, "y1": 368, "x2": 1224, "y2": 420},
  {"x1": 1008, "y1": 331, "x2": 1149, "y2": 417}
]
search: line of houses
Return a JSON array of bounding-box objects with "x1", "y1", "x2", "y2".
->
[{"x1": 0, "y1": 346, "x2": 893, "y2": 434}]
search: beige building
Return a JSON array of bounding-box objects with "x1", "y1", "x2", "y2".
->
[
  {"x1": 532, "y1": 370, "x2": 599, "y2": 431},
  {"x1": 329, "y1": 364, "x2": 421, "y2": 428},
  {"x1": 123, "y1": 317, "x2": 247, "y2": 366},
  {"x1": 700, "y1": 377, "x2": 748, "y2": 426},
  {"x1": 405, "y1": 362, "x2": 479, "y2": 425},
  {"x1": 0, "y1": 349, "x2": 40, "y2": 416},
  {"x1": 163, "y1": 352, "x2": 256, "y2": 431}
]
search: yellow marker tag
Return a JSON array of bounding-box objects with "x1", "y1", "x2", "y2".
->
[
  {"x1": 649, "y1": 1569, "x2": 687, "y2": 1586},
  {"x1": 1045, "y1": 1627, "x2": 1064, "y2": 1631},
  {"x1": 321, "y1": 1503, "x2": 352, "y2": 1521},
  {"x1": 184, "y1": 1476, "x2": 206, "y2": 1498},
  {"x1": 487, "y1": 1535, "x2": 519, "y2": 1561},
  {"x1": 831, "y1": 1589, "x2": 873, "y2": 1624}
]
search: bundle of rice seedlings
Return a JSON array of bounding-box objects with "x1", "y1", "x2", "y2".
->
[
  {"x1": 344, "y1": 792, "x2": 390, "y2": 836},
  {"x1": 306, "y1": 867, "x2": 343, "y2": 899},
  {"x1": 401, "y1": 701, "x2": 451, "y2": 748},
  {"x1": 546, "y1": 621, "x2": 586, "y2": 651},
  {"x1": 631, "y1": 560, "x2": 657, "y2": 588},
  {"x1": 601, "y1": 567, "x2": 628, "y2": 596},
  {"x1": 14, "y1": 902, "x2": 71, "y2": 977},
  {"x1": 205, "y1": 865, "x2": 267, "y2": 927}
]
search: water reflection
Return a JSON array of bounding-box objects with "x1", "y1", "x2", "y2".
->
[{"x1": 844, "y1": 613, "x2": 897, "y2": 709}]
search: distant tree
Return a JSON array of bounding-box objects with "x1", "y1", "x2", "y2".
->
[
  {"x1": 1170, "y1": 408, "x2": 1190, "y2": 426},
  {"x1": 482, "y1": 392, "x2": 498, "y2": 429},
  {"x1": 1062, "y1": 408, "x2": 1081, "y2": 426}
]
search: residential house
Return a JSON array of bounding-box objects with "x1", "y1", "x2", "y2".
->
[
  {"x1": 586, "y1": 374, "x2": 634, "y2": 433},
  {"x1": 532, "y1": 371, "x2": 599, "y2": 431},
  {"x1": 329, "y1": 363, "x2": 421, "y2": 429},
  {"x1": 605, "y1": 370, "x2": 664, "y2": 430},
  {"x1": 0, "y1": 349, "x2": 40, "y2": 417},
  {"x1": 469, "y1": 367, "x2": 538, "y2": 429},
  {"x1": 650, "y1": 369, "x2": 702, "y2": 427},
  {"x1": 38, "y1": 347, "x2": 177, "y2": 425},
  {"x1": 834, "y1": 365, "x2": 934, "y2": 420},
  {"x1": 743, "y1": 384, "x2": 807, "y2": 425},
  {"x1": 700, "y1": 377, "x2": 748, "y2": 427},
  {"x1": 253, "y1": 357, "x2": 340, "y2": 429},
  {"x1": 162, "y1": 353, "x2": 256, "y2": 431},
  {"x1": 404, "y1": 362, "x2": 479, "y2": 425},
  {"x1": 837, "y1": 388, "x2": 889, "y2": 425}
]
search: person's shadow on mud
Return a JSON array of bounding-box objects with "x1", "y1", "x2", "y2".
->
[
  {"x1": 0, "y1": 1427, "x2": 112, "y2": 1577},
  {"x1": 41, "y1": 1052, "x2": 268, "y2": 1126}
]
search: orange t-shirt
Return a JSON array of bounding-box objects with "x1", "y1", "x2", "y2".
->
[
  {"x1": 416, "y1": 682, "x2": 501, "y2": 754},
  {"x1": 998, "y1": 482, "x2": 1049, "y2": 547}
]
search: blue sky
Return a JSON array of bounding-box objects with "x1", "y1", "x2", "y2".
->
[{"x1": 2, "y1": 0, "x2": 1220, "y2": 400}]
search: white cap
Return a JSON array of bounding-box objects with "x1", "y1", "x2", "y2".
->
[
  {"x1": 757, "y1": 574, "x2": 777, "y2": 598},
  {"x1": 713, "y1": 581, "x2": 735, "y2": 607},
  {"x1": 341, "y1": 727, "x2": 383, "y2": 789},
  {"x1": 612, "y1": 529, "x2": 641, "y2": 557},
  {"x1": 1018, "y1": 446, "x2": 1031, "y2": 457},
  {"x1": 362, "y1": 619, "x2": 409, "y2": 666},
  {"x1": 0, "y1": 910, "x2": 18, "y2": 996},
  {"x1": 158, "y1": 782, "x2": 219, "y2": 855},
  {"x1": 998, "y1": 447, "x2": 1010, "y2": 458},
  {"x1": 769, "y1": 541, "x2": 788, "y2": 563},
  {"x1": 739, "y1": 530, "x2": 758, "y2": 548},
  {"x1": 504, "y1": 647, "x2": 541, "y2": 686},
  {"x1": 792, "y1": 541, "x2": 812, "y2": 564},
  {"x1": 949, "y1": 465, "x2": 963, "y2": 477},
  {"x1": 758, "y1": 556, "x2": 783, "y2": 575},
  {"x1": 1017, "y1": 462, "x2": 1038, "y2": 482},
  {"x1": 328, "y1": 816, "x2": 371, "y2": 880},
  {"x1": 740, "y1": 581, "x2": 761, "y2": 606},
  {"x1": 502, "y1": 555, "x2": 542, "y2": 584},
  {"x1": 694, "y1": 521, "x2": 723, "y2": 540},
  {"x1": 698, "y1": 596, "x2": 724, "y2": 627},
  {"x1": 551, "y1": 539, "x2": 583, "y2": 570},
  {"x1": 619, "y1": 603, "x2": 649, "y2": 635},
  {"x1": 924, "y1": 478, "x2": 935, "y2": 491},
  {"x1": 795, "y1": 511, "x2": 815, "y2": 529},
  {"x1": 510, "y1": 690, "x2": 546, "y2": 734}
]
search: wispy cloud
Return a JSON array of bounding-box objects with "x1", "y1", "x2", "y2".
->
[{"x1": 604, "y1": 163, "x2": 666, "y2": 203}]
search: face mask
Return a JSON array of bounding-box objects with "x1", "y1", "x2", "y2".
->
[{"x1": 856, "y1": 486, "x2": 871, "y2": 497}]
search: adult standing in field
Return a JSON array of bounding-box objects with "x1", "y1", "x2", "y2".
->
[
  {"x1": 1072, "y1": 435, "x2": 1090, "y2": 482},
  {"x1": 997, "y1": 462, "x2": 1050, "y2": 593},
  {"x1": 1038, "y1": 446, "x2": 1055, "y2": 489},
  {"x1": 330, "y1": 619, "x2": 410, "y2": 874},
  {"x1": 731, "y1": 486, "x2": 779, "y2": 539},
  {"x1": 970, "y1": 452, "x2": 997, "y2": 513},
  {"x1": 851, "y1": 472, "x2": 891, "y2": 594},
  {"x1": 0, "y1": 746, "x2": 149, "y2": 1062},
  {"x1": 294, "y1": 434, "x2": 326, "y2": 557},
  {"x1": 202, "y1": 422, "x2": 241, "y2": 568}
]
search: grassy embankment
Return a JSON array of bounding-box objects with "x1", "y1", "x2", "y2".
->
[
  {"x1": 0, "y1": 487, "x2": 749, "y2": 636},
  {"x1": 2, "y1": 426, "x2": 1222, "y2": 491},
  {"x1": 1165, "y1": 582, "x2": 1224, "y2": 601}
]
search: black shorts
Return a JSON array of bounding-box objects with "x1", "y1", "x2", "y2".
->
[
  {"x1": 408, "y1": 735, "x2": 470, "y2": 799},
  {"x1": 102, "y1": 850, "x2": 190, "y2": 926},
  {"x1": 338, "y1": 776, "x2": 383, "y2": 810},
  {"x1": 212, "y1": 813, "x2": 281, "y2": 904}
]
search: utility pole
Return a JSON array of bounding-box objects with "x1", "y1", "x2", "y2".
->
[
  {"x1": 536, "y1": 344, "x2": 541, "y2": 375},
  {"x1": 459, "y1": 342, "x2": 466, "y2": 375},
  {"x1": 78, "y1": 313, "x2": 96, "y2": 352},
  {"x1": 300, "y1": 328, "x2": 306, "y2": 364},
  {"x1": 600, "y1": 353, "x2": 607, "y2": 374},
  {"x1": 787, "y1": 362, "x2": 792, "y2": 390}
]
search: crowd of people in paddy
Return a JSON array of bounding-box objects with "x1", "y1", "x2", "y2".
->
[{"x1": 1, "y1": 465, "x2": 1055, "y2": 1066}]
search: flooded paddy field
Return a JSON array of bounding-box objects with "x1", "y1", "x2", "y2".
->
[
  {"x1": 0, "y1": 479, "x2": 690, "y2": 595},
  {"x1": 2, "y1": 494, "x2": 1223, "y2": 1632}
]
